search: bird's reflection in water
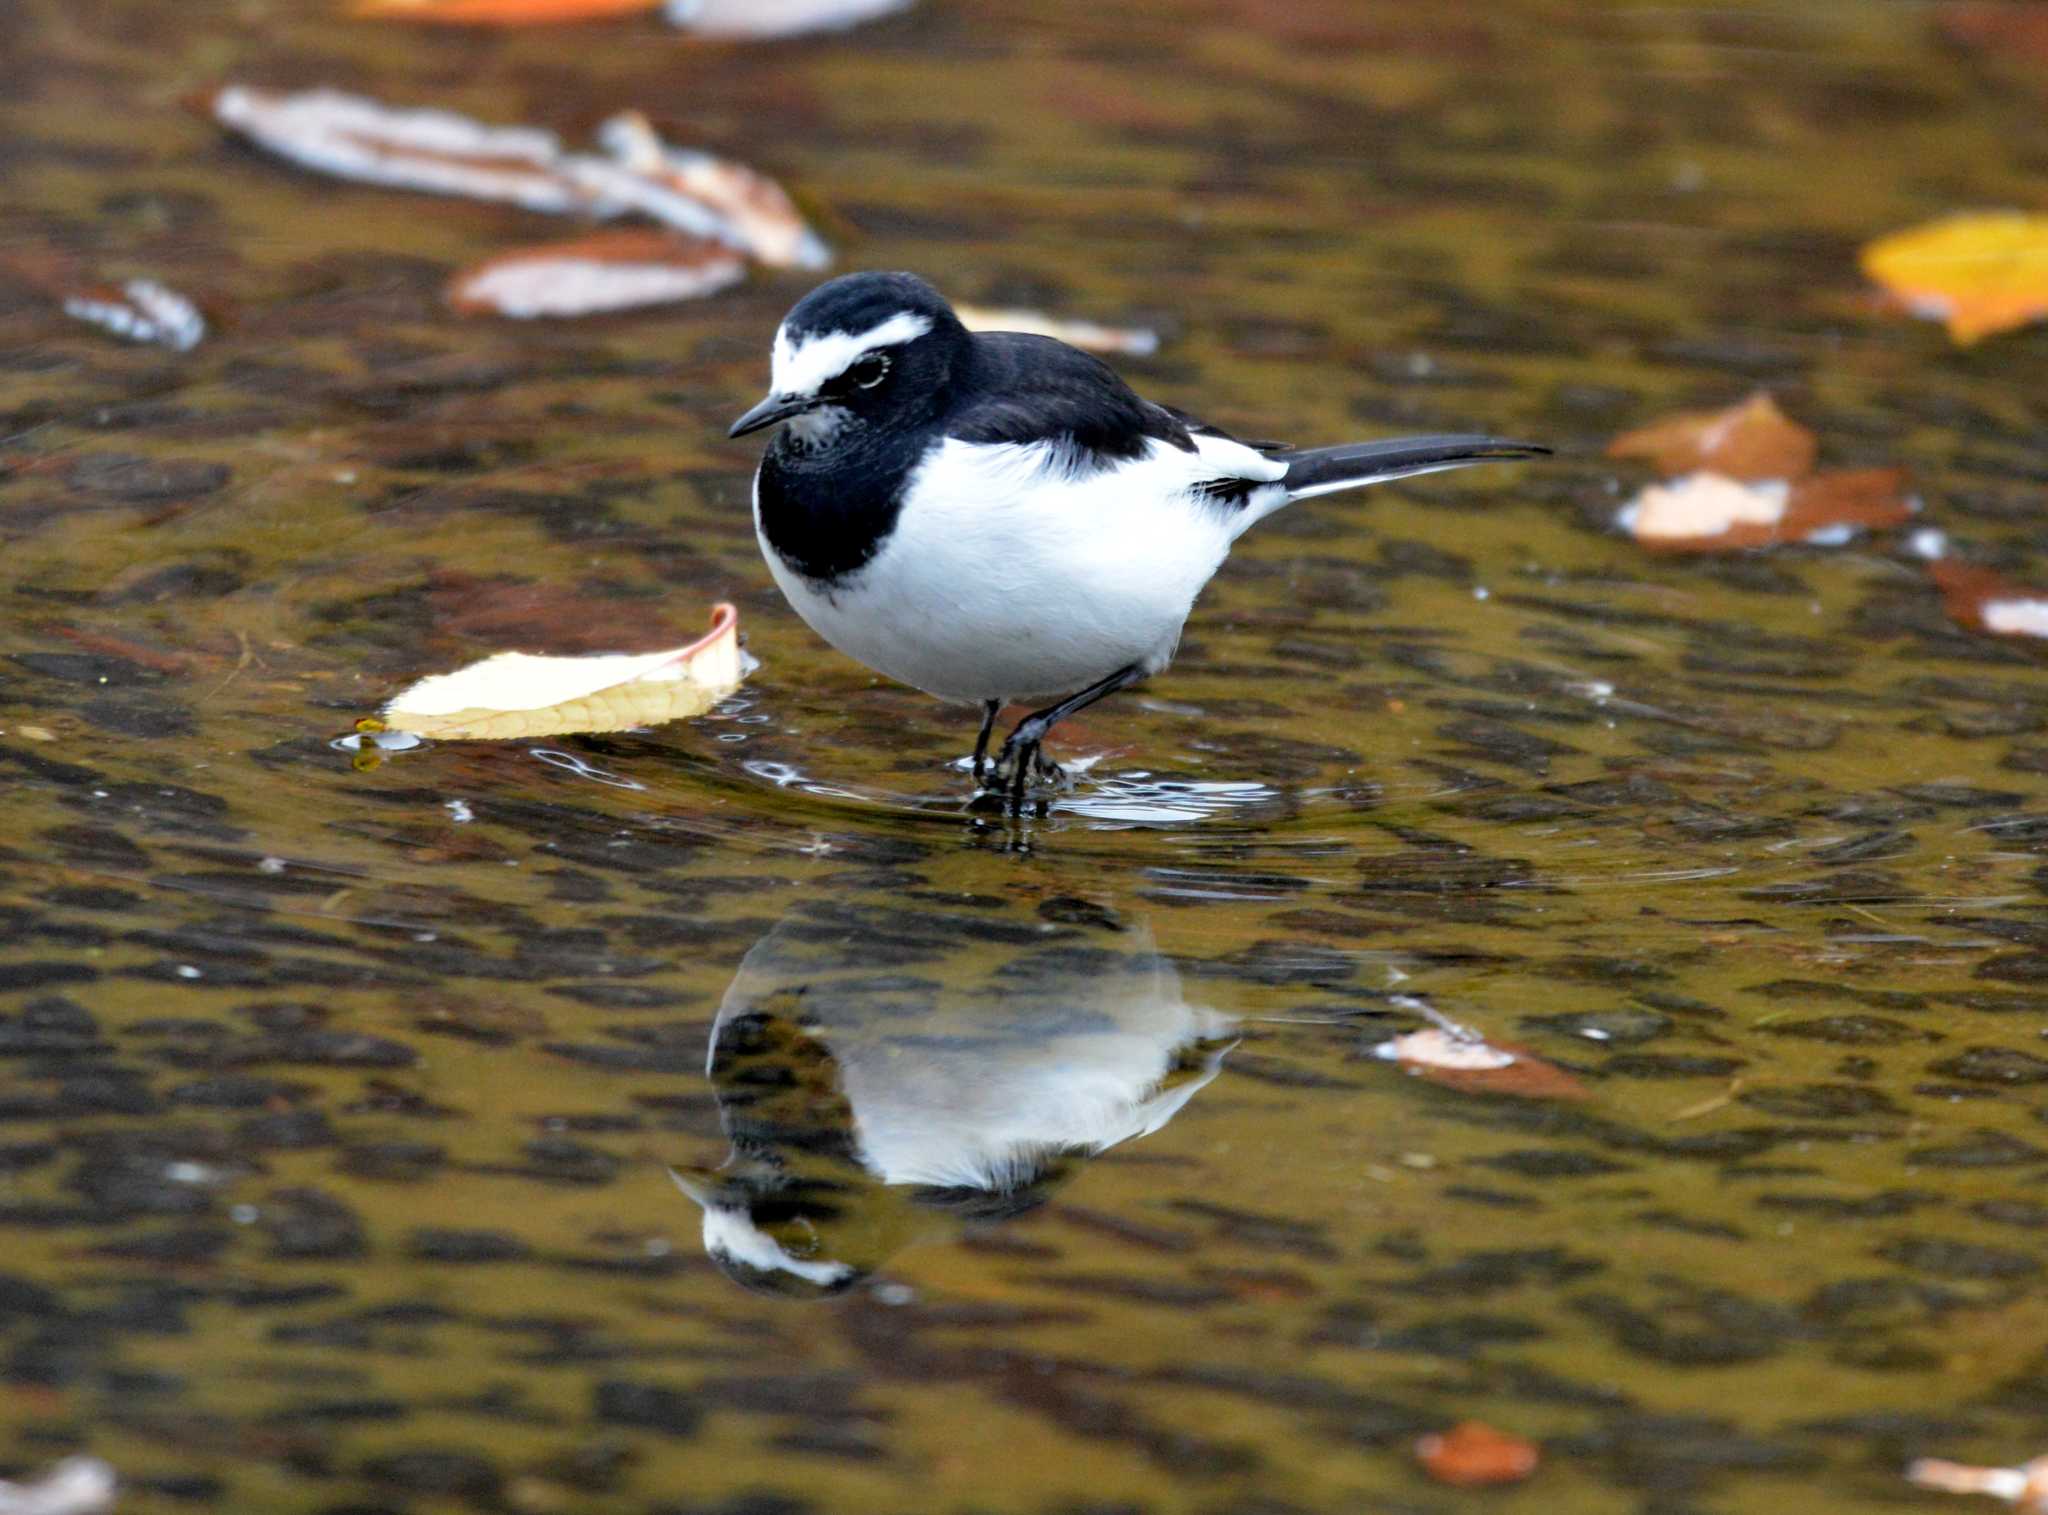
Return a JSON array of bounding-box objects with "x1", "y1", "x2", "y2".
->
[{"x1": 673, "y1": 902, "x2": 1238, "y2": 1299}]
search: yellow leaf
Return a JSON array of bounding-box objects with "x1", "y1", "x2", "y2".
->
[
  {"x1": 382, "y1": 602, "x2": 744, "y2": 740},
  {"x1": 1861, "y1": 212, "x2": 2048, "y2": 345}
]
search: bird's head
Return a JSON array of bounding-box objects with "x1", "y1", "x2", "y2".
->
[{"x1": 728, "y1": 270, "x2": 967, "y2": 446}]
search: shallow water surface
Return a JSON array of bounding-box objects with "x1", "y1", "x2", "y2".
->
[{"x1": 5, "y1": 1, "x2": 2048, "y2": 1511}]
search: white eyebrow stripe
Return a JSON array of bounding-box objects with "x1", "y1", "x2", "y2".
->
[{"x1": 771, "y1": 310, "x2": 932, "y2": 396}]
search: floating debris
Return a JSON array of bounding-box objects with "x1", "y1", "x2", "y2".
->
[
  {"x1": 203, "y1": 86, "x2": 827, "y2": 268},
  {"x1": 1609, "y1": 393, "x2": 1914, "y2": 552},
  {"x1": 381, "y1": 601, "x2": 746, "y2": 740},
  {"x1": 1861, "y1": 212, "x2": 2048, "y2": 345},
  {"x1": 956, "y1": 304, "x2": 1160, "y2": 356},
  {"x1": 1908, "y1": 1453, "x2": 2048, "y2": 1511},
  {"x1": 61, "y1": 278, "x2": 205, "y2": 351},
  {"x1": 447, "y1": 230, "x2": 745, "y2": 317},
  {"x1": 595, "y1": 112, "x2": 829, "y2": 270},
  {"x1": 1914, "y1": 532, "x2": 2048, "y2": 640},
  {"x1": 1621, "y1": 474, "x2": 1789, "y2": 544},
  {"x1": 664, "y1": 0, "x2": 915, "y2": 38},
  {"x1": 0, "y1": 1457, "x2": 116, "y2": 1515},
  {"x1": 1415, "y1": 1422, "x2": 1541, "y2": 1488},
  {"x1": 1373, "y1": 1001, "x2": 1584, "y2": 1100},
  {"x1": 355, "y1": 0, "x2": 659, "y2": 21},
  {"x1": 1618, "y1": 467, "x2": 1913, "y2": 553},
  {"x1": 1607, "y1": 391, "x2": 1814, "y2": 482},
  {"x1": 207, "y1": 85, "x2": 578, "y2": 214}
]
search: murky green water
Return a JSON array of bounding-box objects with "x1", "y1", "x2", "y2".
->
[{"x1": 6, "y1": 0, "x2": 2048, "y2": 1510}]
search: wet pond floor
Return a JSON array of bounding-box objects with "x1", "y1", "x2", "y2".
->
[{"x1": 7, "y1": 0, "x2": 2048, "y2": 1511}]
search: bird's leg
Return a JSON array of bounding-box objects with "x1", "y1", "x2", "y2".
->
[
  {"x1": 970, "y1": 699, "x2": 1002, "y2": 786},
  {"x1": 996, "y1": 663, "x2": 1146, "y2": 812}
]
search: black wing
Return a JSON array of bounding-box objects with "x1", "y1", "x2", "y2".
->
[
  {"x1": 948, "y1": 331, "x2": 1195, "y2": 469},
  {"x1": 1151, "y1": 401, "x2": 1287, "y2": 454}
]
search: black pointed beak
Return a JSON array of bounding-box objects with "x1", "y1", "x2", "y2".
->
[{"x1": 728, "y1": 393, "x2": 814, "y2": 439}]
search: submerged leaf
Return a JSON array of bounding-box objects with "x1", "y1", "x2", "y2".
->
[
  {"x1": 355, "y1": 0, "x2": 658, "y2": 22},
  {"x1": 1861, "y1": 212, "x2": 2048, "y2": 344},
  {"x1": 1608, "y1": 393, "x2": 1914, "y2": 553},
  {"x1": 201, "y1": 86, "x2": 827, "y2": 268},
  {"x1": 1907, "y1": 1454, "x2": 2048, "y2": 1510},
  {"x1": 448, "y1": 231, "x2": 745, "y2": 317},
  {"x1": 594, "y1": 113, "x2": 828, "y2": 269},
  {"x1": 61, "y1": 278, "x2": 206, "y2": 352},
  {"x1": 1415, "y1": 1422, "x2": 1541, "y2": 1488},
  {"x1": 1621, "y1": 474, "x2": 1789, "y2": 546},
  {"x1": 1920, "y1": 538, "x2": 2048, "y2": 640},
  {"x1": 956, "y1": 305, "x2": 1160, "y2": 355},
  {"x1": 664, "y1": 0, "x2": 914, "y2": 37},
  {"x1": 1607, "y1": 392, "x2": 1814, "y2": 482},
  {"x1": 1374, "y1": 1026, "x2": 1584, "y2": 1100},
  {"x1": 1618, "y1": 467, "x2": 1914, "y2": 553},
  {"x1": 206, "y1": 85, "x2": 580, "y2": 213},
  {"x1": 382, "y1": 602, "x2": 744, "y2": 740}
]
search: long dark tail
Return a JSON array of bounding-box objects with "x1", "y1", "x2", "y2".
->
[{"x1": 1279, "y1": 434, "x2": 1549, "y2": 502}]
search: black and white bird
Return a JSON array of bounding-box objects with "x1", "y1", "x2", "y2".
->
[
  {"x1": 674, "y1": 900, "x2": 1235, "y2": 1298},
  {"x1": 729, "y1": 271, "x2": 1545, "y2": 808}
]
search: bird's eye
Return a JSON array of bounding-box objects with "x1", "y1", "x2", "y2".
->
[{"x1": 847, "y1": 354, "x2": 889, "y2": 389}]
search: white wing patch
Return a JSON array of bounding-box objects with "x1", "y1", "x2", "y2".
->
[
  {"x1": 771, "y1": 310, "x2": 933, "y2": 397},
  {"x1": 696, "y1": 1202, "x2": 856, "y2": 1289}
]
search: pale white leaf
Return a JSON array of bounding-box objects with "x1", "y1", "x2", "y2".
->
[{"x1": 382, "y1": 602, "x2": 745, "y2": 740}]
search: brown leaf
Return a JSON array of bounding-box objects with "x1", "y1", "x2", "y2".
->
[
  {"x1": 1621, "y1": 467, "x2": 1913, "y2": 554},
  {"x1": 381, "y1": 602, "x2": 745, "y2": 740},
  {"x1": 1415, "y1": 1422, "x2": 1541, "y2": 1488},
  {"x1": 1607, "y1": 392, "x2": 1816, "y2": 482},
  {"x1": 447, "y1": 231, "x2": 744, "y2": 317},
  {"x1": 1929, "y1": 556, "x2": 2048, "y2": 639},
  {"x1": 1375, "y1": 1028, "x2": 1585, "y2": 1100}
]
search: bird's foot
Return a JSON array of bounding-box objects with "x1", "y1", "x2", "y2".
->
[{"x1": 987, "y1": 721, "x2": 1066, "y2": 812}]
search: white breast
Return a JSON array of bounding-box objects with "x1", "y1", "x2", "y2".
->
[{"x1": 757, "y1": 432, "x2": 1285, "y2": 703}]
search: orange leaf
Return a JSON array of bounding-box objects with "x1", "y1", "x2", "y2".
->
[
  {"x1": 1416, "y1": 1422, "x2": 1541, "y2": 1487},
  {"x1": 354, "y1": 0, "x2": 659, "y2": 22},
  {"x1": 446, "y1": 231, "x2": 745, "y2": 317},
  {"x1": 1607, "y1": 392, "x2": 1815, "y2": 483},
  {"x1": 1929, "y1": 556, "x2": 2048, "y2": 639},
  {"x1": 1861, "y1": 212, "x2": 2048, "y2": 345},
  {"x1": 1778, "y1": 467, "x2": 1914, "y2": 537}
]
